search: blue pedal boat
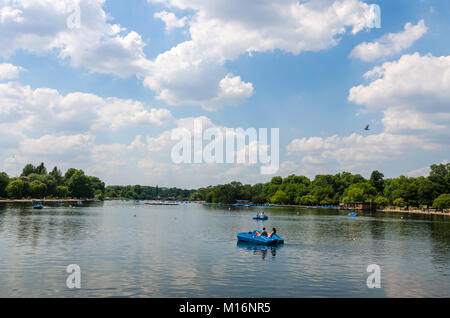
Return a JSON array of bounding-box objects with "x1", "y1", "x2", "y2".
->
[
  {"x1": 253, "y1": 215, "x2": 268, "y2": 220},
  {"x1": 33, "y1": 204, "x2": 44, "y2": 210},
  {"x1": 237, "y1": 231, "x2": 284, "y2": 246}
]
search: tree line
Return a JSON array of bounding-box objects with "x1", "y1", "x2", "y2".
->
[
  {"x1": 104, "y1": 185, "x2": 195, "y2": 200},
  {"x1": 190, "y1": 163, "x2": 450, "y2": 210},
  {"x1": 1, "y1": 162, "x2": 449, "y2": 210},
  {"x1": 0, "y1": 163, "x2": 105, "y2": 199}
]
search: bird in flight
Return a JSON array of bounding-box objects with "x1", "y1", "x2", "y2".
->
[{"x1": 364, "y1": 125, "x2": 370, "y2": 131}]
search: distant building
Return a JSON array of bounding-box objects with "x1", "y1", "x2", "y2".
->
[{"x1": 344, "y1": 201, "x2": 377, "y2": 211}]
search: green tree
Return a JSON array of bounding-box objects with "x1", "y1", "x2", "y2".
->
[
  {"x1": 89, "y1": 176, "x2": 105, "y2": 193},
  {"x1": 416, "y1": 177, "x2": 442, "y2": 208},
  {"x1": 95, "y1": 190, "x2": 105, "y2": 200},
  {"x1": 35, "y1": 162, "x2": 47, "y2": 175},
  {"x1": 55, "y1": 186, "x2": 70, "y2": 198},
  {"x1": 283, "y1": 175, "x2": 311, "y2": 186},
  {"x1": 385, "y1": 176, "x2": 419, "y2": 209},
  {"x1": 298, "y1": 194, "x2": 318, "y2": 205},
  {"x1": 66, "y1": 170, "x2": 94, "y2": 198},
  {"x1": 29, "y1": 180, "x2": 47, "y2": 198},
  {"x1": 271, "y1": 190, "x2": 289, "y2": 204},
  {"x1": 49, "y1": 166, "x2": 64, "y2": 185},
  {"x1": 433, "y1": 194, "x2": 450, "y2": 210},
  {"x1": 0, "y1": 172, "x2": 9, "y2": 198},
  {"x1": 374, "y1": 196, "x2": 389, "y2": 207},
  {"x1": 320, "y1": 197, "x2": 334, "y2": 205},
  {"x1": 430, "y1": 163, "x2": 450, "y2": 177},
  {"x1": 342, "y1": 183, "x2": 377, "y2": 203},
  {"x1": 270, "y1": 176, "x2": 283, "y2": 185},
  {"x1": 393, "y1": 197, "x2": 406, "y2": 209},
  {"x1": 64, "y1": 168, "x2": 78, "y2": 182},
  {"x1": 6, "y1": 179, "x2": 24, "y2": 198},
  {"x1": 370, "y1": 170, "x2": 385, "y2": 194},
  {"x1": 21, "y1": 164, "x2": 36, "y2": 177}
]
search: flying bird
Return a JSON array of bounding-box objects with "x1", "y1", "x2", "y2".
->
[{"x1": 364, "y1": 125, "x2": 370, "y2": 131}]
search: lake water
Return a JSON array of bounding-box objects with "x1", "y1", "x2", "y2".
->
[{"x1": 0, "y1": 201, "x2": 449, "y2": 298}]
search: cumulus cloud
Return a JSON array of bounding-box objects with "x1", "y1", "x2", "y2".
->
[
  {"x1": 0, "y1": 0, "x2": 379, "y2": 109},
  {"x1": 154, "y1": 10, "x2": 187, "y2": 30},
  {"x1": 144, "y1": 0, "x2": 377, "y2": 109},
  {"x1": 288, "y1": 133, "x2": 424, "y2": 170},
  {"x1": 0, "y1": 63, "x2": 22, "y2": 80},
  {"x1": 350, "y1": 20, "x2": 427, "y2": 62},
  {"x1": 404, "y1": 160, "x2": 449, "y2": 177},
  {"x1": 19, "y1": 134, "x2": 95, "y2": 156},
  {"x1": 0, "y1": 0, "x2": 150, "y2": 78},
  {"x1": 0, "y1": 81, "x2": 173, "y2": 134},
  {"x1": 349, "y1": 53, "x2": 450, "y2": 139},
  {"x1": 288, "y1": 53, "x2": 450, "y2": 171},
  {"x1": 0, "y1": 75, "x2": 175, "y2": 179}
]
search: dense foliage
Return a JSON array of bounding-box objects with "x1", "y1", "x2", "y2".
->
[
  {"x1": 191, "y1": 163, "x2": 450, "y2": 210},
  {"x1": 104, "y1": 185, "x2": 195, "y2": 200},
  {"x1": 1, "y1": 162, "x2": 449, "y2": 210},
  {"x1": 0, "y1": 163, "x2": 105, "y2": 199}
]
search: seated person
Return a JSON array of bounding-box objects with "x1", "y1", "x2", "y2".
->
[
  {"x1": 268, "y1": 228, "x2": 277, "y2": 238},
  {"x1": 256, "y1": 227, "x2": 268, "y2": 237}
]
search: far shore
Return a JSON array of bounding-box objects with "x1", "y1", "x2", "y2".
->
[
  {"x1": 274, "y1": 204, "x2": 450, "y2": 217},
  {"x1": 1, "y1": 199, "x2": 448, "y2": 217},
  {"x1": 0, "y1": 199, "x2": 97, "y2": 203},
  {"x1": 375, "y1": 208, "x2": 450, "y2": 217}
]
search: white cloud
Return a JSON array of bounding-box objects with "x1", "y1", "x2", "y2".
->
[
  {"x1": 349, "y1": 53, "x2": 450, "y2": 140},
  {"x1": 154, "y1": 10, "x2": 187, "y2": 30},
  {"x1": 0, "y1": 81, "x2": 173, "y2": 134},
  {"x1": 128, "y1": 135, "x2": 146, "y2": 151},
  {"x1": 2, "y1": 131, "x2": 146, "y2": 181},
  {"x1": 0, "y1": 0, "x2": 150, "y2": 78},
  {"x1": 0, "y1": 63, "x2": 22, "y2": 80},
  {"x1": 19, "y1": 134, "x2": 94, "y2": 156},
  {"x1": 144, "y1": 0, "x2": 377, "y2": 109},
  {"x1": 288, "y1": 53, "x2": 450, "y2": 172},
  {"x1": 0, "y1": 0, "x2": 378, "y2": 110},
  {"x1": 404, "y1": 160, "x2": 449, "y2": 177},
  {"x1": 350, "y1": 20, "x2": 427, "y2": 62},
  {"x1": 288, "y1": 133, "x2": 424, "y2": 170}
]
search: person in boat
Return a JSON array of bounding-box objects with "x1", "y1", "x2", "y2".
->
[
  {"x1": 268, "y1": 228, "x2": 277, "y2": 238},
  {"x1": 256, "y1": 227, "x2": 268, "y2": 237}
]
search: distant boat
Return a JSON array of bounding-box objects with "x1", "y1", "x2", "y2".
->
[
  {"x1": 253, "y1": 213, "x2": 268, "y2": 220},
  {"x1": 33, "y1": 204, "x2": 44, "y2": 210},
  {"x1": 76, "y1": 201, "x2": 83, "y2": 205}
]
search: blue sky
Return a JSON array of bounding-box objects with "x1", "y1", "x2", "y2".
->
[{"x1": 0, "y1": 0, "x2": 449, "y2": 188}]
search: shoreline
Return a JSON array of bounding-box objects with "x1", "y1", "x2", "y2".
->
[
  {"x1": 259, "y1": 204, "x2": 450, "y2": 217},
  {"x1": 0, "y1": 199, "x2": 97, "y2": 203},
  {"x1": 1, "y1": 199, "x2": 448, "y2": 216},
  {"x1": 375, "y1": 208, "x2": 449, "y2": 217}
]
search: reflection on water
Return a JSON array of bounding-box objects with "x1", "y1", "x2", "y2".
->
[
  {"x1": 236, "y1": 242, "x2": 283, "y2": 260},
  {"x1": 0, "y1": 202, "x2": 449, "y2": 298}
]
